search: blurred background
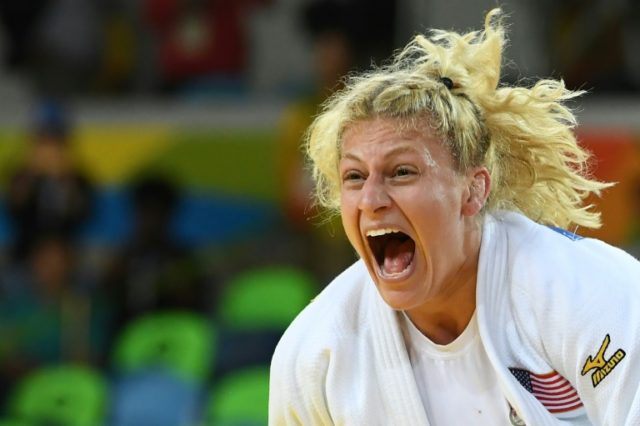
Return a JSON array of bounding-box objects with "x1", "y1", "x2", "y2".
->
[{"x1": 0, "y1": 0, "x2": 638, "y2": 424}]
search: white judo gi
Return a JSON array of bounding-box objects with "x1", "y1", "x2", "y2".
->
[{"x1": 269, "y1": 212, "x2": 640, "y2": 425}]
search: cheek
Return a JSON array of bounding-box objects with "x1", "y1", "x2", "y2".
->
[
  {"x1": 403, "y1": 188, "x2": 458, "y2": 236},
  {"x1": 340, "y1": 196, "x2": 362, "y2": 250}
]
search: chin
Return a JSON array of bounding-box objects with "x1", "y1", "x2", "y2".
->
[{"x1": 375, "y1": 282, "x2": 424, "y2": 312}]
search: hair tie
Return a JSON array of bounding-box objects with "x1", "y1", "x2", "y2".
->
[{"x1": 439, "y1": 76, "x2": 454, "y2": 90}]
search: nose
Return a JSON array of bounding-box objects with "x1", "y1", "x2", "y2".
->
[{"x1": 358, "y1": 176, "x2": 391, "y2": 214}]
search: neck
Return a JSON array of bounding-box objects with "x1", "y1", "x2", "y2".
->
[
  {"x1": 405, "y1": 276, "x2": 476, "y2": 345},
  {"x1": 406, "y1": 222, "x2": 482, "y2": 345}
]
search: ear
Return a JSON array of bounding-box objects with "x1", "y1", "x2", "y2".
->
[{"x1": 461, "y1": 166, "x2": 491, "y2": 217}]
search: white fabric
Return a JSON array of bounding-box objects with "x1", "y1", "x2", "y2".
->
[
  {"x1": 401, "y1": 311, "x2": 511, "y2": 425},
  {"x1": 269, "y1": 211, "x2": 640, "y2": 425}
]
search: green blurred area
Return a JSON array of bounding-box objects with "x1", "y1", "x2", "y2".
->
[{"x1": 152, "y1": 129, "x2": 279, "y2": 200}]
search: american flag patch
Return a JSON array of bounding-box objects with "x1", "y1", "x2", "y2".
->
[{"x1": 509, "y1": 368, "x2": 583, "y2": 414}]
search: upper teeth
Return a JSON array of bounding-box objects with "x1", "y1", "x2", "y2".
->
[{"x1": 366, "y1": 228, "x2": 401, "y2": 237}]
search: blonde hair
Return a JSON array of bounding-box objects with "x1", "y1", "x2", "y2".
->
[{"x1": 305, "y1": 8, "x2": 612, "y2": 229}]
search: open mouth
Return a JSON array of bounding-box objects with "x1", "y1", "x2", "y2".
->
[{"x1": 366, "y1": 230, "x2": 416, "y2": 277}]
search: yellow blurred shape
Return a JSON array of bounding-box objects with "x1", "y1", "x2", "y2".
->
[{"x1": 73, "y1": 126, "x2": 173, "y2": 185}]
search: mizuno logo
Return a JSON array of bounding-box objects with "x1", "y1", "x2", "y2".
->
[{"x1": 581, "y1": 334, "x2": 625, "y2": 388}]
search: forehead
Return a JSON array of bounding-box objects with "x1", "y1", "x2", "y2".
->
[{"x1": 341, "y1": 116, "x2": 445, "y2": 157}]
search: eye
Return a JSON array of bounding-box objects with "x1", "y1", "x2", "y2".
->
[
  {"x1": 393, "y1": 166, "x2": 416, "y2": 178},
  {"x1": 342, "y1": 170, "x2": 365, "y2": 183}
]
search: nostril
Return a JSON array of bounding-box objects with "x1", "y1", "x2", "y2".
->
[{"x1": 359, "y1": 183, "x2": 391, "y2": 212}]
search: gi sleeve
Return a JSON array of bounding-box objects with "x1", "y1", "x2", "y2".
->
[{"x1": 268, "y1": 328, "x2": 334, "y2": 425}]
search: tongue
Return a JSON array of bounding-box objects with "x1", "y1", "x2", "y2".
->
[{"x1": 382, "y1": 238, "x2": 415, "y2": 275}]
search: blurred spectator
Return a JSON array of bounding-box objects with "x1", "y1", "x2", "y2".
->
[
  {"x1": 0, "y1": 1, "x2": 51, "y2": 71},
  {"x1": 143, "y1": 0, "x2": 270, "y2": 94},
  {"x1": 93, "y1": 0, "x2": 138, "y2": 94},
  {"x1": 31, "y1": 0, "x2": 101, "y2": 96},
  {"x1": 0, "y1": 231, "x2": 109, "y2": 407},
  {"x1": 0, "y1": 0, "x2": 102, "y2": 95},
  {"x1": 101, "y1": 175, "x2": 211, "y2": 336},
  {"x1": 279, "y1": 0, "x2": 355, "y2": 227},
  {"x1": 275, "y1": 0, "x2": 364, "y2": 284},
  {"x1": 548, "y1": 0, "x2": 640, "y2": 92},
  {"x1": 1, "y1": 100, "x2": 99, "y2": 406},
  {"x1": 6, "y1": 101, "x2": 93, "y2": 263}
]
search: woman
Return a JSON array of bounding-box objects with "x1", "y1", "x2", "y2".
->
[{"x1": 269, "y1": 9, "x2": 640, "y2": 425}]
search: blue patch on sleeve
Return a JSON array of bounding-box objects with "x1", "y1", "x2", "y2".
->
[{"x1": 548, "y1": 225, "x2": 584, "y2": 241}]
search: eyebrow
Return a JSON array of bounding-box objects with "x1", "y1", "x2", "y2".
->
[{"x1": 340, "y1": 145, "x2": 422, "y2": 162}]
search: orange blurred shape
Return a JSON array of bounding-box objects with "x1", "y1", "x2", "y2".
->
[{"x1": 577, "y1": 128, "x2": 640, "y2": 245}]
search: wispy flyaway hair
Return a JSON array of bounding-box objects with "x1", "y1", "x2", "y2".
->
[{"x1": 305, "y1": 8, "x2": 612, "y2": 229}]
